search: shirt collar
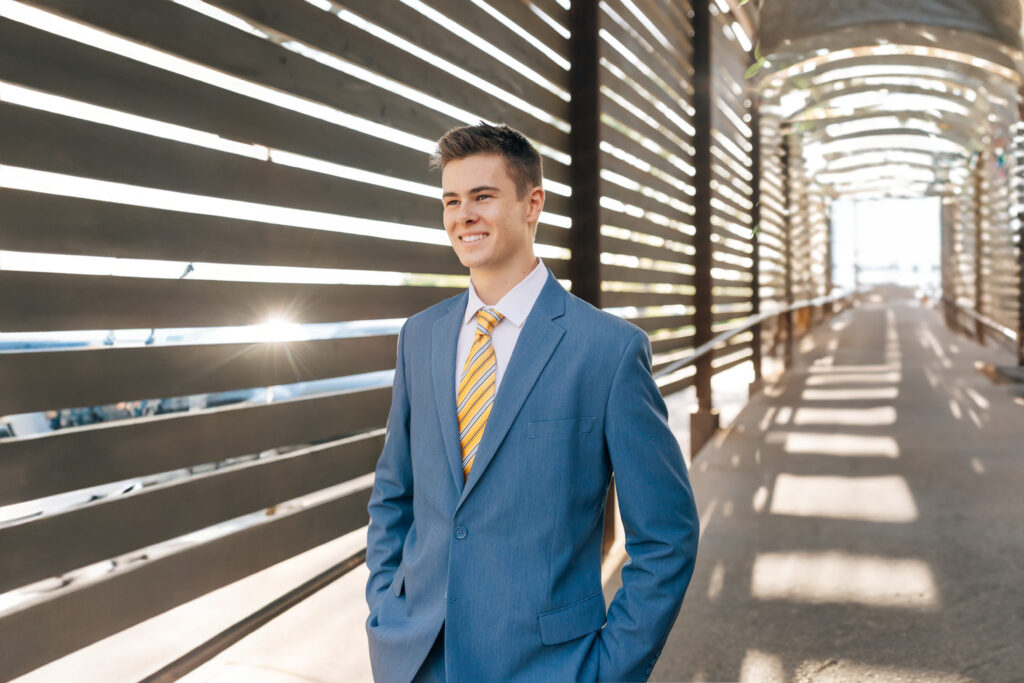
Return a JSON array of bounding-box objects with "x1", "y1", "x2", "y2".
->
[{"x1": 463, "y1": 257, "x2": 547, "y2": 329}]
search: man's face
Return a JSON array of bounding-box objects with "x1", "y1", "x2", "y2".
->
[{"x1": 441, "y1": 153, "x2": 543, "y2": 276}]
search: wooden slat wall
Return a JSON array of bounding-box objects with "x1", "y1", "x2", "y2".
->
[
  {"x1": 981, "y1": 146, "x2": 1019, "y2": 336},
  {"x1": 0, "y1": 1, "x2": 820, "y2": 677},
  {"x1": 951, "y1": 170, "x2": 979, "y2": 309},
  {"x1": 708, "y1": 6, "x2": 754, "y2": 373},
  {"x1": 595, "y1": 0, "x2": 698, "y2": 395},
  {"x1": 757, "y1": 113, "x2": 789, "y2": 356},
  {"x1": 0, "y1": 0, "x2": 571, "y2": 677}
]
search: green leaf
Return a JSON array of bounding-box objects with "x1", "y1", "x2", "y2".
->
[
  {"x1": 751, "y1": 223, "x2": 761, "y2": 237},
  {"x1": 738, "y1": 0, "x2": 750, "y2": 4},
  {"x1": 754, "y1": 41, "x2": 763, "y2": 61},
  {"x1": 745, "y1": 57, "x2": 765, "y2": 79}
]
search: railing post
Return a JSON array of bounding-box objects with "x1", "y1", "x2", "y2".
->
[
  {"x1": 567, "y1": 1, "x2": 600, "y2": 307},
  {"x1": 782, "y1": 135, "x2": 794, "y2": 369},
  {"x1": 689, "y1": 0, "x2": 719, "y2": 457},
  {"x1": 749, "y1": 95, "x2": 763, "y2": 396},
  {"x1": 974, "y1": 150, "x2": 986, "y2": 344}
]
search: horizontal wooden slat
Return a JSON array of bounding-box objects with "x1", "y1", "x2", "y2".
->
[
  {"x1": 601, "y1": 152, "x2": 695, "y2": 207},
  {"x1": 524, "y1": 0, "x2": 568, "y2": 23},
  {"x1": 424, "y1": 0, "x2": 568, "y2": 78},
  {"x1": 0, "y1": 18, "x2": 443, "y2": 186},
  {"x1": 0, "y1": 386, "x2": 390, "y2": 505},
  {"x1": 1, "y1": 102, "x2": 444, "y2": 228},
  {"x1": 601, "y1": 123, "x2": 694, "y2": 192},
  {"x1": 600, "y1": 76, "x2": 693, "y2": 157},
  {"x1": 600, "y1": 198, "x2": 696, "y2": 248},
  {"x1": 0, "y1": 484, "x2": 372, "y2": 681},
  {"x1": 632, "y1": 0, "x2": 693, "y2": 60},
  {"x1": 210, "y1": 0, "x2": 570, "y2": 153},
  {"x1": 651, "y1": 334, "x2": 694, "y2": 354},
  {"x1": 601, "y1": 290, "x2": 693, "y2": 308},
  {"x1": 600, "y1": 232, "x2": 692, "y2": 264},
  {"x1": 0, "y1": 431, "x2": 382, "y2": 595},
  {"x1": 600, "y1": 2, "x2": 691, "y2": 109},
  {"x1": 599, "y1": 30, "x2": 694, "y2": 111},
  {"x1": 0, "y1": 190, "x2": 467, "y2": 274},
  {"x1": 600, "y1": 178, "x2": 693, "y2": 226},
  {"x1": 656, "y1": 372, "x2": 695, "y2": 398},
  {"x1": 600, "y1": 263, "x2": 692, "y2": 285},
  {"x1": 622, "y1": 314, "x2": 694, "y2": 333},
  {"x1": 0, "y1": 271, "x2": 461, "y2": 332},
  {"x1": 0, "y1": 334, "x2": 398, "y2": 416},
  {"x1": 27, "y1": 0, "x2": 465, "y2": 144}
]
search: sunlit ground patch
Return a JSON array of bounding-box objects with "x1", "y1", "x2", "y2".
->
[
  {"x1": 769, "y1": 474, "x2": 918, "y2": 522},
  {"x1": 793, "y1": 406, "x2": 897, "y2": 426},
  {"x1": 774, "y1": 432, "x2": 900, "y2": 458},
  {"x1": 752, "y1": 551, "x2": 938, "y2": 608}
]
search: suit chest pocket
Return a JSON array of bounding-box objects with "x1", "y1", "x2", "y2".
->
[{"x1": 527, "y1": 416, "x2": 596, "y2": 439}]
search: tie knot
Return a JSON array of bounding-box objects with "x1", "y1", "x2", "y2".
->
[{"x1": 475, "y1": 307, "x2": 503, "y2": 335}]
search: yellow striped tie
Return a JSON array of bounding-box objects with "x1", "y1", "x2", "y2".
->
[{"x1": 458, "y1": 307, "x2": 504, "y2": 481}]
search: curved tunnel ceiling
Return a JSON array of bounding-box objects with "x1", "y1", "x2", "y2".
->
[{"x1": 753, "y1": 0, "x2": 1024, "y2": 200}]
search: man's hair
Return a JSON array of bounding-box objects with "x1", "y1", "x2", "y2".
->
[{"x1": 431, "y1": 122, "x2": 543, "y2": 199}]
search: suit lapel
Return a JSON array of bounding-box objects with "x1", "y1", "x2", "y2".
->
[
  {"x1": 432, "y1": 291, "x2": 468, "y2": 493},
  {"x1": 458, "y1": 270, "x2": 567, "y2": 507}
]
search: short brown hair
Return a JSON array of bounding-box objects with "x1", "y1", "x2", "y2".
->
[{"x1": 431, "y1": 122, "x2": 543, "y2": 199}]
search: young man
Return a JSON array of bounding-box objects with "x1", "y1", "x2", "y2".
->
[{"x1": 364, "y1": 123, "x2": 699, "y2": 682}]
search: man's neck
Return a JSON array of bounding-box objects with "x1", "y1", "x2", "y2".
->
[{"x1": 471, "y1": 256, "x2": 540, "y2": 306}]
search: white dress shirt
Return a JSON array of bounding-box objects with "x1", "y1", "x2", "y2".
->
[{"x1": 455, "y1": 257, "x2": 548, "y2": 395}]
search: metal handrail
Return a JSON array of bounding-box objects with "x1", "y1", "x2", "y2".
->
[
  {"x1": 140, "y1": 549, "x2": 367, "y2": 682},
  {"x1": 943, "y1": 296, "x2": 1019, "y2": 342},
  {"x1": 654, "y1": 289, "x2": 859, "y2": 379}
]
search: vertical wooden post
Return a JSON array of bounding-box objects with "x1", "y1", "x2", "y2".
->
[
  {"x1": 940, "y1": 195, "x2": 954, "y2": 330},
  {"x1": 974, "y1": 150, "x2": 986, "y2": 344},
  {"x1": 567, "y1": 1, "x2": 600, "y2": 307},
  {"x1": 782, "y1": 136, "x2": 794, "y2": 369},
  {"x1": 825, "y1": 200, "x2": 834, "y2": 310},
  {"x1": 689, "y1": 0, "x2": 719, "y2": 457},
  {"x1": 749, "y1": 96, "x2": 763, "y2": 396},
  {"x1": 568, "y1": 2, "x2": 616, "y2": 556}
]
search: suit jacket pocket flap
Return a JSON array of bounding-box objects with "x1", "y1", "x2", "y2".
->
[
  {"x1": 527, "y1": 416, "x2": 596, "y2": 439},
  {"x1": 391, "y1": 564, "x2": 405, "y2": 597},
  {"x1": 538, "y1": 590, "x2": 606, "y2": 645}
]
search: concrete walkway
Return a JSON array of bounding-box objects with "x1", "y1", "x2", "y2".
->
[{"x1": 638, "y1": 290, "x2": 1024, "y2": 681}]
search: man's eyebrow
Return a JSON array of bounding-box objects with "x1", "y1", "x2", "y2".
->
[{"x1": 441, "y1": 185, "x2": 501, "y2": 198}]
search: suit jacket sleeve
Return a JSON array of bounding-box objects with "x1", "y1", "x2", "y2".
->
[
  {"x1": 597, "y1": 329, "x2": 700, "y2": 682},
  {"x1": 365, "y1": 320, "x2": 414, "y2": 613}
]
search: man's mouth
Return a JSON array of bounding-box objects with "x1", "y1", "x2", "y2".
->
[{"x1": 460, "y1": 233, "x2": 489, "y2": 243}]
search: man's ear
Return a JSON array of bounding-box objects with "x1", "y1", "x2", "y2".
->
[{"x1": 526, "y1": 185, "x2": 545, "y2": 223}]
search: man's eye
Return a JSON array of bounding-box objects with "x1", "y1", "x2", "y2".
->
[
  {"x1": 445, "y1": 200, "x2": 459, "y2": 207},
  {"x1": 476, "y1": 194, "x2": 491, "y2": 201}
]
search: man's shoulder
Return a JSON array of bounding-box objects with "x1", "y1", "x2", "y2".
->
[
  {"x1": 562, "y1": 290, "x2": 647, "y2": 346},
  {"x1": 400, "y1": 290, "x2": 464, "y2": 338}
]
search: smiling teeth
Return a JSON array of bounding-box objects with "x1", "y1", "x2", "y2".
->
[{"x1": 462, "y1": 234, "x2": 487, "y2": 242}]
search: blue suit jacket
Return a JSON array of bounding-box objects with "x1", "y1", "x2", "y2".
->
[{"x1": 365, "y1": 267, "x2": 699, "y2": 682}]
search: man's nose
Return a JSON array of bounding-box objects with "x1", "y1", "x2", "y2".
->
[{"x1": 457, "y1": 204, "x2": 476, "y2": 225}]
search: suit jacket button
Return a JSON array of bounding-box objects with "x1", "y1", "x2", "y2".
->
[{"x1": 454, "y1": 525, "x2": 468, "y2": 540}]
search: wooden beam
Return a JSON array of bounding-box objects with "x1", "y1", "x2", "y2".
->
[
  {"x1": 974, "y1": 150, "x2": 986, "y2": 344},
  {"x1": 568, "y1": 0, "x2": 600, "y2": 306},
  {"x1": 782, "y1": 136, "x2": 795, "y2": 369},
  {"x1": 690, "y1": 0, "x2": 719, "y2": 456},
  {"x1": 750, "y1": 97, "x2": 763, "y2": 389}
]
